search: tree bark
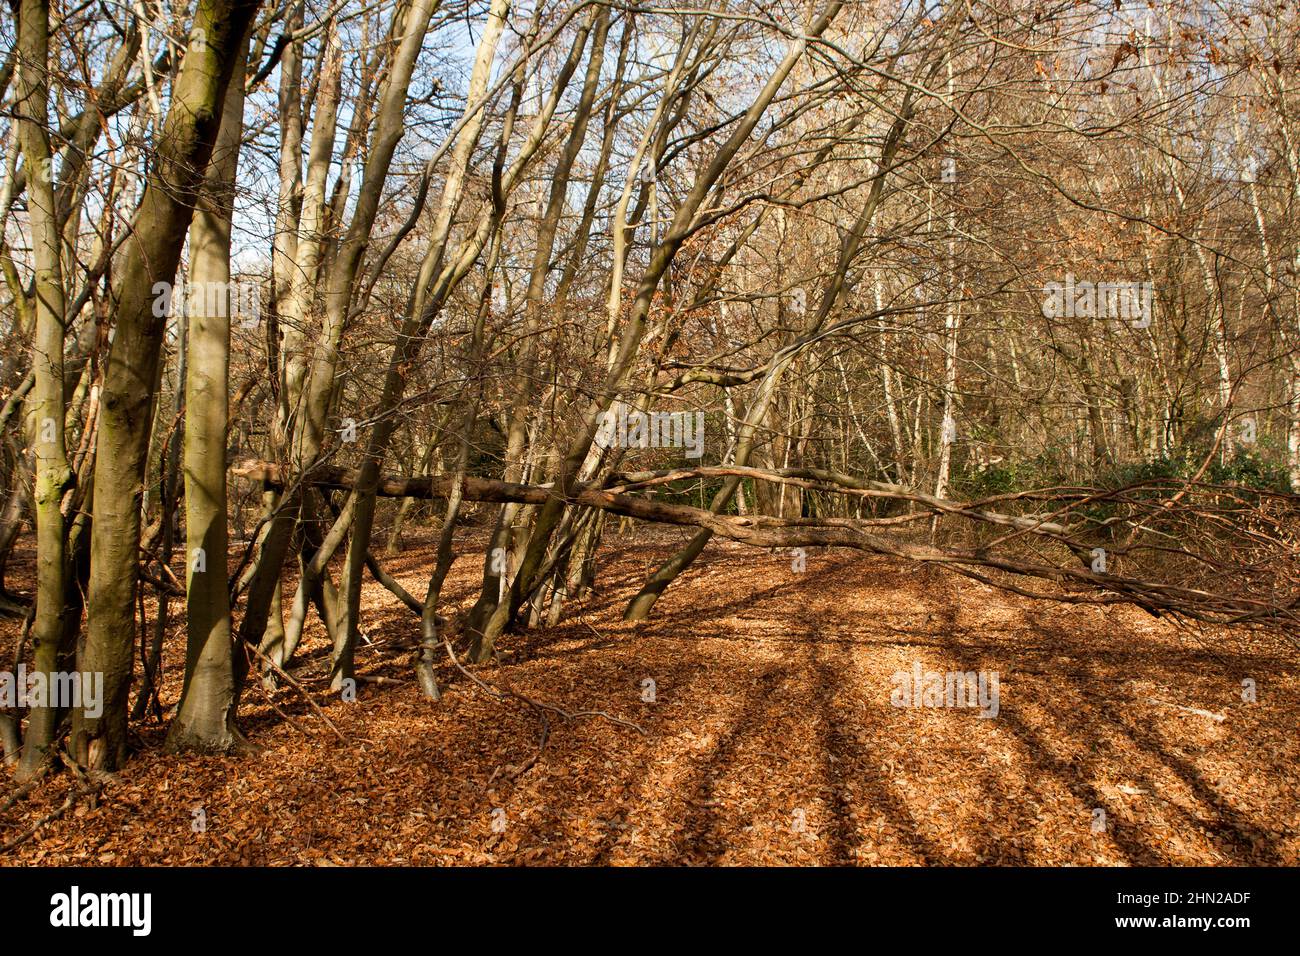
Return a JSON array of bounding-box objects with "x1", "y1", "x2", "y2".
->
[
  {"x1": 72, "y1": 0, "x2": 262, "y2": 771},
  {"x1": 16, "y1": 0, "x2": 71, "y2": 779},
  {"x1": 166, "y1": 34, "x2": 249, "y2": 754}
]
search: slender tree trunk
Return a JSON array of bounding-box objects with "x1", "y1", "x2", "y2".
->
[
  {"x1": 933, "y1": 306, "x2": 962, "y2": 502},
  {"x1": 0, "y1": 457, "x2": 29, "y2": 605},
  {"x1": 132, "y1": 318, "x2": 185, "y2": 722},
  {"x1": 16, "y1": 0, "x2": 71, "y2": 779},
  {"x1": 166, "y1": 36, "x2": 249, "y2": 753},
  {"x1": 385, "y1": 435, "x2": 438, "y2": 554}
]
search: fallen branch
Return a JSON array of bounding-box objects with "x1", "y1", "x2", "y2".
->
[
  {"x1": 232, "y1": 459, "x2": 1300, "y2": 637},
  {"x1": 0, "y1": 777, "x2": 100, "y2": 855},
  {"x1": 0, "y1": 775, "x2": 42, "y2": 814}
]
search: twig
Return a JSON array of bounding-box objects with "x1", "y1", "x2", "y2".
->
[
  {"x1": 248, "y1": 666, "x2": 316, "y2": 740},
  {"x1": 244, "y1": 644, "x2": 348, "y2": 743},
  {"x1": 0, "y1": 780, "x2": 98, "y2": 854},
  {"x1": 1143, "y1": 696, "x2": 1226, "y2": 723},
  {"x1": 0, "y1": 776, "x2": 41, "y2": 814},
  {"x1": 443, "y1": 636, "x2": 646, "y2": 737}
]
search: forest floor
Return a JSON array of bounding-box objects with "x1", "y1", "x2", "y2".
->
[{"x1": 1, "y1": 524, "x2": 1297, "y2": 865}]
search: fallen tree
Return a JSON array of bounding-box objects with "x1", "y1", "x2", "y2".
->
[{"x1": 231, "y1": 460, "x2": 1300, "y2": 637}]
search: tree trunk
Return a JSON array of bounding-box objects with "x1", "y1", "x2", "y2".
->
[
  {"x1": 166, "y1": 35, "x2": 249, "y2": 754},
  {"x1": 16, "y1": 0, "x2": 71, "y2": 779}
]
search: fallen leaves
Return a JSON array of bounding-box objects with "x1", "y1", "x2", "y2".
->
[{"x1": 1, "y1": 529, "x2": 1296, "y2": 865}]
